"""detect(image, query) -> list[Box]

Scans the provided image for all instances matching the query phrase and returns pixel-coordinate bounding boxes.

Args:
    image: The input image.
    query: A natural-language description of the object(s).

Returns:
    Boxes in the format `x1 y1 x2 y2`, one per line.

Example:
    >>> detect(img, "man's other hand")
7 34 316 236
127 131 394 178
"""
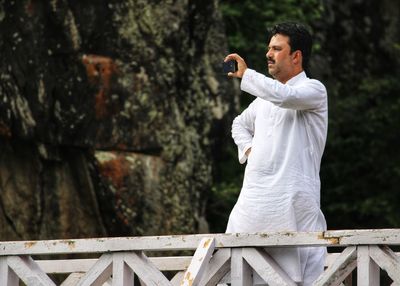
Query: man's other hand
245 147 252 157
224 53 247 78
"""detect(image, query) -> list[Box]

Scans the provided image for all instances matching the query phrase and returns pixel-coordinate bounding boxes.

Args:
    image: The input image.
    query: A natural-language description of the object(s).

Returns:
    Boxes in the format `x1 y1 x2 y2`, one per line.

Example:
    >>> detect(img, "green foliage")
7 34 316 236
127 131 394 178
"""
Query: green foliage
208 182 241 232
207 134 244 232
317 0 400 229
321 73 400 228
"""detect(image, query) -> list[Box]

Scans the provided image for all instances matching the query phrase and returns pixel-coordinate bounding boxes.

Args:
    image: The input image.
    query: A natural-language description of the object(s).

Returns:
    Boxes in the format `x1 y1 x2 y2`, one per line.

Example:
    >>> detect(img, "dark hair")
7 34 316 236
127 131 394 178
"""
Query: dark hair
268 22 313 71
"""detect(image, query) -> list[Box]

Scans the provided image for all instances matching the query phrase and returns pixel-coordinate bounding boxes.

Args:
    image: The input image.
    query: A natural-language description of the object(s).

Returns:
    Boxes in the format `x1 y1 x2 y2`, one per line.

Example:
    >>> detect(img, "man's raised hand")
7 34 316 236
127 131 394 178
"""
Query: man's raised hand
224 53 248 78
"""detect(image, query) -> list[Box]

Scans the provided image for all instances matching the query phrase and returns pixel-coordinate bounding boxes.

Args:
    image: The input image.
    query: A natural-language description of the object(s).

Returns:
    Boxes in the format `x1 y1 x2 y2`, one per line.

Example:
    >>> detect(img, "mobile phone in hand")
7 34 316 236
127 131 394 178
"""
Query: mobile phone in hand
222 60 236 74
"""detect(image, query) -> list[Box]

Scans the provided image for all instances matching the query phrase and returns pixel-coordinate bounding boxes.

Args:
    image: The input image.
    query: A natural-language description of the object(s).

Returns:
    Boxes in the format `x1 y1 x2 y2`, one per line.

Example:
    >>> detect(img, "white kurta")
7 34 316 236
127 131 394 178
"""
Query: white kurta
226 69 328 285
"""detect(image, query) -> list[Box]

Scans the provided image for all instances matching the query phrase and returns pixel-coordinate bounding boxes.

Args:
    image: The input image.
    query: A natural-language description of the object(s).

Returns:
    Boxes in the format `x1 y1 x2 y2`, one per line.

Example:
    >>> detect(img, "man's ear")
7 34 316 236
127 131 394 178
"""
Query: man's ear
292 50 302 65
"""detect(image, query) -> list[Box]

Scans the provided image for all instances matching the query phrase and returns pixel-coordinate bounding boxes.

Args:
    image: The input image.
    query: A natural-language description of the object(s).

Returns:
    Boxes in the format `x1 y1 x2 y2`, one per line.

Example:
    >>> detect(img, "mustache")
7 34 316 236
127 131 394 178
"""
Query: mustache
267 57 275 64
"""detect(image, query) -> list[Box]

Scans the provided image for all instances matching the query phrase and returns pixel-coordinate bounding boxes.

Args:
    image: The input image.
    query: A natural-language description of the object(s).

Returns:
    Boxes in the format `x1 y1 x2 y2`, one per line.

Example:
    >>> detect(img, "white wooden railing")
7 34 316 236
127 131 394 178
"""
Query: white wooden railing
1 229 400 285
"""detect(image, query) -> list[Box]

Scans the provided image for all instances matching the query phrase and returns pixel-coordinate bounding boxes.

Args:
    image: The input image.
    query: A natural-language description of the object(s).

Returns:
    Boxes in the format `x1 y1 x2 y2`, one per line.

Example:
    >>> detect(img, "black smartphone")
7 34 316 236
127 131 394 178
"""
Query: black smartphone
222 60 237 74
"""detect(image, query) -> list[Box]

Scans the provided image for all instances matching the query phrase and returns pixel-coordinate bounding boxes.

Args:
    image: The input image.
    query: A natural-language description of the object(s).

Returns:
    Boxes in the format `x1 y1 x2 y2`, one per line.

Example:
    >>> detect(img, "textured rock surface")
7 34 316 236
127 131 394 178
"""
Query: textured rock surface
0 0 237 240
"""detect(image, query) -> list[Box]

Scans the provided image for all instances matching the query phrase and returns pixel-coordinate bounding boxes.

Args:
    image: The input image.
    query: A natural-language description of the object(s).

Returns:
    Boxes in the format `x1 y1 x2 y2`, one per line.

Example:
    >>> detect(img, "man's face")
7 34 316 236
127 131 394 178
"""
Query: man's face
266 34 297 83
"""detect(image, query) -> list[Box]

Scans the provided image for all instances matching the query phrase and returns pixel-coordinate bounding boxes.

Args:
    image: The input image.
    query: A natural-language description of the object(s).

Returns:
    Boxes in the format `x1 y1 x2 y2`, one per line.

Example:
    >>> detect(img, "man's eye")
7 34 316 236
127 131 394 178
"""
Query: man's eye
268 47 280 51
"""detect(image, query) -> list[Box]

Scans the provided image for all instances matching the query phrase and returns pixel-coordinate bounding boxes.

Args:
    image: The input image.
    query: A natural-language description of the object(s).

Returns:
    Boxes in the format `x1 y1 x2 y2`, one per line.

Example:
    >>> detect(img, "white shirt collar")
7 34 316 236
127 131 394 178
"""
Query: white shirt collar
286 71 307 86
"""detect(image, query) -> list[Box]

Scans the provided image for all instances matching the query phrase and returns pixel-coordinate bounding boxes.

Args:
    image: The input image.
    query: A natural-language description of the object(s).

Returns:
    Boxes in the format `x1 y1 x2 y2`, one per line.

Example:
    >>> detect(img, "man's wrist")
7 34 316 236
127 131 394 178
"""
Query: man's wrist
239 68 248 79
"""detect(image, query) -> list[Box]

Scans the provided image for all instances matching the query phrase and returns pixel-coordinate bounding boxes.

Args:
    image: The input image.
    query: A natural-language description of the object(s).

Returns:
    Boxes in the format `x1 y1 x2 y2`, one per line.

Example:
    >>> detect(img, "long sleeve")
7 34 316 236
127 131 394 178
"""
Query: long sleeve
231 100 257 164
241 69 327 110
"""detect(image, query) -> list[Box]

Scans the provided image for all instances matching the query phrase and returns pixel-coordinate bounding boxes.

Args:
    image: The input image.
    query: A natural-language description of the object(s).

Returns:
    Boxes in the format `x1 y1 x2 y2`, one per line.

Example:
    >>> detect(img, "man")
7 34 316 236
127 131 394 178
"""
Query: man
224 22 327 285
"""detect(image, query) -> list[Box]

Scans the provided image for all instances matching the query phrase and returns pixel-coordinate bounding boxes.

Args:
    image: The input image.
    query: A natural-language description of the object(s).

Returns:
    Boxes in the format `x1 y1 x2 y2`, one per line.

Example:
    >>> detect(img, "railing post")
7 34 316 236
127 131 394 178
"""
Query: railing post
357 246 379 286
0 257 19 286
112 253 134 286
231 248 252 286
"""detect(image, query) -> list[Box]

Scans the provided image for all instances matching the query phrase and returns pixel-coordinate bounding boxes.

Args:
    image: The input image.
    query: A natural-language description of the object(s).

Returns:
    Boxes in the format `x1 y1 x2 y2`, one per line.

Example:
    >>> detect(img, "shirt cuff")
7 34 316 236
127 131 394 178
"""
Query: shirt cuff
240 68 256 92
238 143 252 164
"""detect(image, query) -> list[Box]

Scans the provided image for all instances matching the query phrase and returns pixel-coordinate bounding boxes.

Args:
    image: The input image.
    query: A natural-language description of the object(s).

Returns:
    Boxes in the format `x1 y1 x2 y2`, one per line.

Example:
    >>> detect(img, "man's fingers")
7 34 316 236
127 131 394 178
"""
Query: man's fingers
224 53 240 62
224 54 234 61
227 71 241 78
224 56 232 62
